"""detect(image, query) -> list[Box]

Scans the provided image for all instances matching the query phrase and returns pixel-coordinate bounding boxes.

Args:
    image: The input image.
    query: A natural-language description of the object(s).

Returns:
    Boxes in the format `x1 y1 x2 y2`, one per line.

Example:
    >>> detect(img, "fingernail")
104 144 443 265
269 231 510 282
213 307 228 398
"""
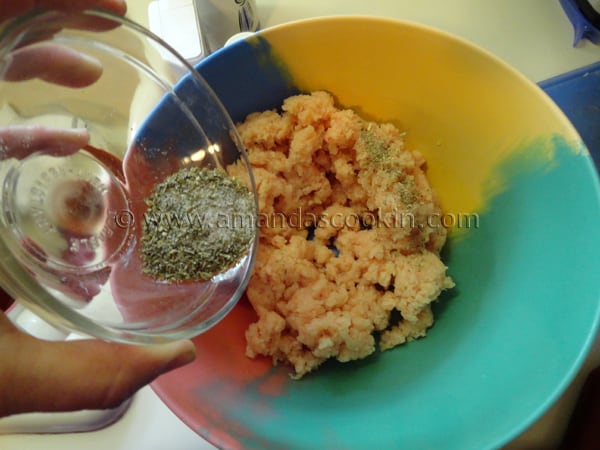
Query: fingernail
47 128 90 156
105 0 127 15
75 52 104 84
159 340 197 372
64 128 90 139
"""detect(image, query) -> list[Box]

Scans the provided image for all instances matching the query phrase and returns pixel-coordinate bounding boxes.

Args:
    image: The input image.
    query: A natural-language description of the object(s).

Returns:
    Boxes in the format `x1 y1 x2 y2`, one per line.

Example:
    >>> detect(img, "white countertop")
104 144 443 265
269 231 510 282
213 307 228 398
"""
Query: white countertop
1 1 599 449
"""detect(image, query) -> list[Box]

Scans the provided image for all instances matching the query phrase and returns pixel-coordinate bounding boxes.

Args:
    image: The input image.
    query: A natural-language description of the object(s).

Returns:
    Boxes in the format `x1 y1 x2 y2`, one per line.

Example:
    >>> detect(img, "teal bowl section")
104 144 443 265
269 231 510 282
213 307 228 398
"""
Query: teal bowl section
152 30 600 450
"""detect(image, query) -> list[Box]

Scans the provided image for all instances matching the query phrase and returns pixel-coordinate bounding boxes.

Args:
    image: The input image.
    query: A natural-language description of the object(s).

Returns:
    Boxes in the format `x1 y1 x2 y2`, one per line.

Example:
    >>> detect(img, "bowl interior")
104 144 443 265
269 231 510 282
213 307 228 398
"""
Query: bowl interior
152 16 600 450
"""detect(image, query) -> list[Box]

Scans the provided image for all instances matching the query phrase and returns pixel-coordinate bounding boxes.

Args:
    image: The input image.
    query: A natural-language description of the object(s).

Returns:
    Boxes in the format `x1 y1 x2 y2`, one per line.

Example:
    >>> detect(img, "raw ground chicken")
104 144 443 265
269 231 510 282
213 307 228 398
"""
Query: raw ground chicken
228 91 454 378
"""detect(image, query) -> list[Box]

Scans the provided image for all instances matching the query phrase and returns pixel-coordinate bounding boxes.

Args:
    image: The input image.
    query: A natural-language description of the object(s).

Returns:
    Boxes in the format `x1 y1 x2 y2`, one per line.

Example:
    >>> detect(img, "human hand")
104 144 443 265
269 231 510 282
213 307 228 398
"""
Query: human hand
0 0 131 300
1 0 127 88
0 310 195 417
0 0 127 25
0 0 197 419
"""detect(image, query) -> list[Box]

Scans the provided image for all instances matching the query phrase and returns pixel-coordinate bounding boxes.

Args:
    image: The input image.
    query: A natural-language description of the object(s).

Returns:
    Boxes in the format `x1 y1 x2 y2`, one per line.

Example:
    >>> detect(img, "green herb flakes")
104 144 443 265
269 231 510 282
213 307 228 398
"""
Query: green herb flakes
359 127 391 166
141 166 256 283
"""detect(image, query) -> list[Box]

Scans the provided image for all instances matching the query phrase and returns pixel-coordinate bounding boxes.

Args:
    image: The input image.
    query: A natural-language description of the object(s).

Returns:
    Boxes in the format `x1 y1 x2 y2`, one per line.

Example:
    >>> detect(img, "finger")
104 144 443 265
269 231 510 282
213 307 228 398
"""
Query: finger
34 0 128 16
0 314 196 417
3 44 103 88
60 10 126 32
0 0 127 24
0 3 126 46
0 126 89 160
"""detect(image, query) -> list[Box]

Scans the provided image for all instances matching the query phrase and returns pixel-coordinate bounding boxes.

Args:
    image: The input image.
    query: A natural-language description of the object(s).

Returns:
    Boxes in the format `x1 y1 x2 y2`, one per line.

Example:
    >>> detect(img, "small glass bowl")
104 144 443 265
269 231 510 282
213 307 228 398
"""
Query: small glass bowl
0 9 258 344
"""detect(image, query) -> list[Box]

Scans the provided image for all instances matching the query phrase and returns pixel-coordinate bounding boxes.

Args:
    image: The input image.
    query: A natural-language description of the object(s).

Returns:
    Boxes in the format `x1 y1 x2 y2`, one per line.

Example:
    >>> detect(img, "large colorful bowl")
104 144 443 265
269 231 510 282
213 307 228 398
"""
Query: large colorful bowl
152 16 600 450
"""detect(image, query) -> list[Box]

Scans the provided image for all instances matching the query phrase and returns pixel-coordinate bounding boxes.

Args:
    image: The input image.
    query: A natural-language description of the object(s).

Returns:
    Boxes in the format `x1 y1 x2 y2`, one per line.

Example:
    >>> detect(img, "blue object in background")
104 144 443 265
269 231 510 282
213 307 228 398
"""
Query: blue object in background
540 61 600 171
559 0 600 46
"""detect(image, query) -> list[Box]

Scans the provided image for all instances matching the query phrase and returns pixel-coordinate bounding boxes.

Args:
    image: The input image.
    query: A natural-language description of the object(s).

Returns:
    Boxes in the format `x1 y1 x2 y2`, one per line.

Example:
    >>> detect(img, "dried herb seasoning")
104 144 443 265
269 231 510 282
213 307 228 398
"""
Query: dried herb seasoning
140 166 256 283
359 126 392 166
357 125 420 210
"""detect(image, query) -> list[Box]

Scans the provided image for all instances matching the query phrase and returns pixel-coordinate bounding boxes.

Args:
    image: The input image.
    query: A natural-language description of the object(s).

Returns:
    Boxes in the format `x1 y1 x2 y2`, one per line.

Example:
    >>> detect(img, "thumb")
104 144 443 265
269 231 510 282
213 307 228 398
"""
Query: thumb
0 313 196 417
